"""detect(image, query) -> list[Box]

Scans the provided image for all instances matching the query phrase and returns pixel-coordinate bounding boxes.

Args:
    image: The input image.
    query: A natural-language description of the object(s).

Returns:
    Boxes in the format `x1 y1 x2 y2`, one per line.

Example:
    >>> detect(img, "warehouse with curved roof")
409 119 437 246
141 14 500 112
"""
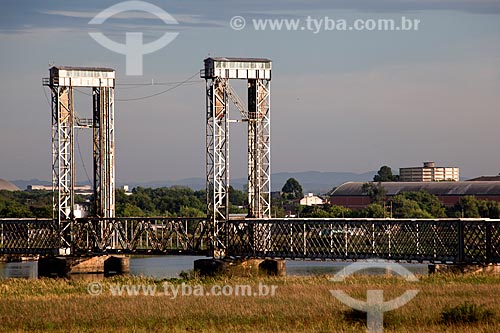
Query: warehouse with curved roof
330 181 500 209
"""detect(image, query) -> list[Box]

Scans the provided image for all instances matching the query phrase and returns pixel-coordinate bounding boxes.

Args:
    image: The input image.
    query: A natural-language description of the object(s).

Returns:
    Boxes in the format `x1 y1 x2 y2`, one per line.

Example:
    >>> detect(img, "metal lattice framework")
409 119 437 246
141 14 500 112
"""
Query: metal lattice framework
2 218 500 263
227 219 500 263
49 85 74 249
0 219 59 255
92 87 115 220
202 57 272 257
205 77 229 254
0 218 207 255
247 79 271 218
43 66 115 252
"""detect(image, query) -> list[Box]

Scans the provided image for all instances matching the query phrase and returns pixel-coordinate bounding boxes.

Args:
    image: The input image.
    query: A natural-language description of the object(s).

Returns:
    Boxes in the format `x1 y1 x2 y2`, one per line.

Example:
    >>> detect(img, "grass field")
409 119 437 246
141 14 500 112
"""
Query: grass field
0 273 499 332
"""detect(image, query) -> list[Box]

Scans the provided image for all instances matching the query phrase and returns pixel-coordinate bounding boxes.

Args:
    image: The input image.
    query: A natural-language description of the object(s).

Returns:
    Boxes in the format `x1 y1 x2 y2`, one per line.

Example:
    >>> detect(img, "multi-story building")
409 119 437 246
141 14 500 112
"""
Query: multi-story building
399 162 459 182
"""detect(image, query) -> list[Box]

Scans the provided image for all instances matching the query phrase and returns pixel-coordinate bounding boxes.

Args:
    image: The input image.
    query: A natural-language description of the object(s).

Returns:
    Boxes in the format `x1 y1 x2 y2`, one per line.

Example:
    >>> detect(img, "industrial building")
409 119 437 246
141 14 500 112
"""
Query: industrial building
27 184 93 196
399 161 459 182
299 193 324 206
330 181 500 209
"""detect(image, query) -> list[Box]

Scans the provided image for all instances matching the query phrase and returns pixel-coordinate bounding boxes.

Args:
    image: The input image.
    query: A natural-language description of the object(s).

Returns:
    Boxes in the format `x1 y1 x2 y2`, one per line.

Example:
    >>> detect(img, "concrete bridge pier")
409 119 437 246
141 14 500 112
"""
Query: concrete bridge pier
194 258 286 277
38 255 129 278
428 263 500 275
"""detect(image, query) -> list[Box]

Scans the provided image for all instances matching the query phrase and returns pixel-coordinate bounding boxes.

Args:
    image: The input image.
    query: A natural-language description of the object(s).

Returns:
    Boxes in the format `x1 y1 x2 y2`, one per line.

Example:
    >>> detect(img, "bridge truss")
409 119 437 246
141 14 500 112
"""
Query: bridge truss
0 218 207 255
43 66 116 253
2 218 500 264
202 57 272 257
0 61 492 265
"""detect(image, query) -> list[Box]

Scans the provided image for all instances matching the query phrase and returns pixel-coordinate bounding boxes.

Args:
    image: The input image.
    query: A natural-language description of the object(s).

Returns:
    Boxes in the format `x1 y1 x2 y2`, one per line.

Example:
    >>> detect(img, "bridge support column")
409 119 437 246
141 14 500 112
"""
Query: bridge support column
50 85 74 250
44 66 116 254
202 57 272 259
247 79 271 219
38 255 129 278
205 77 229 258
92 87 115 219
429 263 500 275
194 258 285 277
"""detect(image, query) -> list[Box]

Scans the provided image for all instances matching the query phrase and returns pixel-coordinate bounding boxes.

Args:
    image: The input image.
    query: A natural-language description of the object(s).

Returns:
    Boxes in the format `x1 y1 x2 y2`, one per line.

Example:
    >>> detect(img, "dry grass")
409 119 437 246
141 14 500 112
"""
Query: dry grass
0 273 499 332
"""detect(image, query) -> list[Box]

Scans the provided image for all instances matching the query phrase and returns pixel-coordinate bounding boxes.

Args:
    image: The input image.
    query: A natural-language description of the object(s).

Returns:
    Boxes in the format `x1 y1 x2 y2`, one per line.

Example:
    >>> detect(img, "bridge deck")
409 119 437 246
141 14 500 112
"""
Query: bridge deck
228 218 500 264
1 218 499 264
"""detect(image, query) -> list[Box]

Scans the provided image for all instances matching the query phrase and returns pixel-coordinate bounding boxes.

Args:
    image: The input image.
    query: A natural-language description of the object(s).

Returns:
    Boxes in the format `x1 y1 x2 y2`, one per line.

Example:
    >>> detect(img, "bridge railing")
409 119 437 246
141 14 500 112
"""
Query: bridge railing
0 217 209 255
0 218 59 255
2 217 500 263
227 218 500 264
73 217 208 254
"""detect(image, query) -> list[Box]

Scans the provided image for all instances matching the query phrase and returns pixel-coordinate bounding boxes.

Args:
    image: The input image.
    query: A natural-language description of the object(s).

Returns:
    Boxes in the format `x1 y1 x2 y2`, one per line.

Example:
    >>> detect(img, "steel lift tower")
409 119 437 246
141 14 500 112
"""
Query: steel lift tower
43 66 115 252
201 57 272 256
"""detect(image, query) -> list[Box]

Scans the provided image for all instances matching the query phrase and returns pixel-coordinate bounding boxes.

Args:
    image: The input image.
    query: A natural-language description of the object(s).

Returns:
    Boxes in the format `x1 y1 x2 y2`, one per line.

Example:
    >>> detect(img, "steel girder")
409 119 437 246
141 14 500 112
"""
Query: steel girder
247 79 271 219
51 86 74 249
44 70 116 254
92 87 115 219
204 75 272 257
226 218 500 264
206 78 229 256
0 218 207 255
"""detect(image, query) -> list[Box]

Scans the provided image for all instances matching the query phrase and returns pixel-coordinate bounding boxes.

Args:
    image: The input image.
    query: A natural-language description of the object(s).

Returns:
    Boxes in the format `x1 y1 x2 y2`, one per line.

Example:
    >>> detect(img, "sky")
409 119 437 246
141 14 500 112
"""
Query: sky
1 0 500 183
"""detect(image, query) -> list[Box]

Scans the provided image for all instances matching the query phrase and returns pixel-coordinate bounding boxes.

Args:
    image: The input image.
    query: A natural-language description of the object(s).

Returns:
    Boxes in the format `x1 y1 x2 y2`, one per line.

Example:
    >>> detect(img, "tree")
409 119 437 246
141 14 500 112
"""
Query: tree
282 178 303 200
301 205 329 218
0 190 52 218
391 195 433 218
121 203 145 217
451 196 500 218
362 182 387 204
401 190 446 217
388 191 447 218
228 186 247 206
361 203 386 218
327 204 352 218
373 165 399 182
179 206 205 217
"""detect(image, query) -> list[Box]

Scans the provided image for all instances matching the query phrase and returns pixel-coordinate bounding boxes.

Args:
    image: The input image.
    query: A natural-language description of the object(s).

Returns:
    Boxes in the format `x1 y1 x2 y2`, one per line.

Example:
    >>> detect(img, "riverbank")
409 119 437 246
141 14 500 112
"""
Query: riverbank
0 273 499 332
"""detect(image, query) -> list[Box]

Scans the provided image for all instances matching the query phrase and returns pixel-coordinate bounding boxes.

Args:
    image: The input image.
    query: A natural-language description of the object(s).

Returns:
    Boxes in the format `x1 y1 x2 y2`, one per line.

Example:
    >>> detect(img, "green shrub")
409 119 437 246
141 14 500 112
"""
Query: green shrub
441 302 495 324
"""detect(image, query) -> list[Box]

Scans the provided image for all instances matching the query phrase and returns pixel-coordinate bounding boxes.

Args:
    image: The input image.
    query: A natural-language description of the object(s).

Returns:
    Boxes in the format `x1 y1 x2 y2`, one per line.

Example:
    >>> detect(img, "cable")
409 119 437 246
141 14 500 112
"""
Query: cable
116 80 200 90
43 86 91 185
42 87 52 107
73 72 201 102
116 72 200 101
116 79 201 86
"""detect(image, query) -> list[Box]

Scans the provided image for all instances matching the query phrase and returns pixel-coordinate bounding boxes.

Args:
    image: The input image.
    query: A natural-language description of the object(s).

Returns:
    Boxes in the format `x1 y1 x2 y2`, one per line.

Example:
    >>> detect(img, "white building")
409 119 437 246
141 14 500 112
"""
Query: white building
399 162 459 182
73 204 89 218
300 193 324 206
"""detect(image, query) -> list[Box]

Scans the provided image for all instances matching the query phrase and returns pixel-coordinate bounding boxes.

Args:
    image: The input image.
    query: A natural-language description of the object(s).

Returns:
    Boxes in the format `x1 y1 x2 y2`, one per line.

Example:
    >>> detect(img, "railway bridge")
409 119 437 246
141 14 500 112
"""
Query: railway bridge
1 59 499 266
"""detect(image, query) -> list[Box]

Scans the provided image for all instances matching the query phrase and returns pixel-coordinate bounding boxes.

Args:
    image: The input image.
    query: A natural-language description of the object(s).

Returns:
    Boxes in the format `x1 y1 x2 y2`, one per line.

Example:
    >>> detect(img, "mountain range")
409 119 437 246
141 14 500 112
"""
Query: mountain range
11 171 376 194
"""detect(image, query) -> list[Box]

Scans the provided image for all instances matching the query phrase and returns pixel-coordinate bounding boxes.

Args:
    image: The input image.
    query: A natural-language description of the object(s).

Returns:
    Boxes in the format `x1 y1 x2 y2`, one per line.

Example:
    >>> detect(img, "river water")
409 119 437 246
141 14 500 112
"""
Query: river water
0 256 429 279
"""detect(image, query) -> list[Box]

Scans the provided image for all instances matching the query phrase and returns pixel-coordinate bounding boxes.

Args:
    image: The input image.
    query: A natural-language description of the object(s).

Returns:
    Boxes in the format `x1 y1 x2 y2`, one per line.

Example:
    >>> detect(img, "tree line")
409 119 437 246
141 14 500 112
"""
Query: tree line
300 184 500 219
2 177 500 219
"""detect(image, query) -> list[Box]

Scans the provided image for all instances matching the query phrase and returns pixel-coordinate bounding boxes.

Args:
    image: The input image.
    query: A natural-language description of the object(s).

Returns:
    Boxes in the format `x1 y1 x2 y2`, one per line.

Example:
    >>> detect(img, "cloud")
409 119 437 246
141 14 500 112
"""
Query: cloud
1 0 499 35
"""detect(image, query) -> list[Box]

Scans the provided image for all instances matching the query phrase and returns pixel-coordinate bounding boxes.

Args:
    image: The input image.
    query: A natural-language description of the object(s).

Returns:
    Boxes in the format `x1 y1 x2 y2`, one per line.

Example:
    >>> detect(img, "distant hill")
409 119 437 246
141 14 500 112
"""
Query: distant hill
0 179 20 191
259 171 376 193
12 171 375 194
10 179 91 191
10 179 50 191
122 171 375 194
